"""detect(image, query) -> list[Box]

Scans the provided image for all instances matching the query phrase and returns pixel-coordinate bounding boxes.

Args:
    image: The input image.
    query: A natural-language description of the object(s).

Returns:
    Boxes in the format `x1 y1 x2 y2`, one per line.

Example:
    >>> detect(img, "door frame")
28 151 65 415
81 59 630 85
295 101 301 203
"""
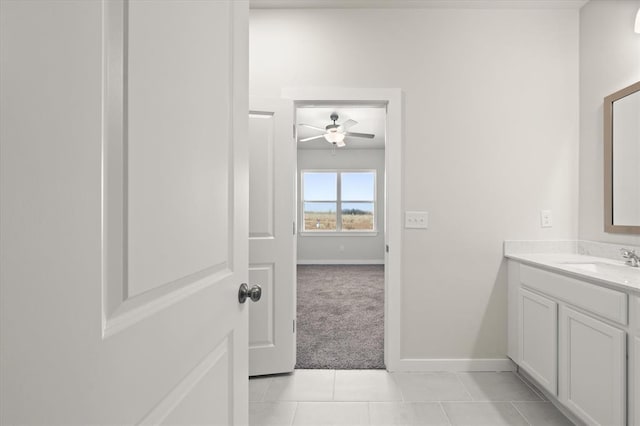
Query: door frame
282 87 403 370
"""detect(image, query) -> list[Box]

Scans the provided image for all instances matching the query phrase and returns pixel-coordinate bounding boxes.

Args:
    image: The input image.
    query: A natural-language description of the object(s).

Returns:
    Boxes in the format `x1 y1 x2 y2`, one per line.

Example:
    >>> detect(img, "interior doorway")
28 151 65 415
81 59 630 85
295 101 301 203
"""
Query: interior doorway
294 104 386 369
247 88 403 376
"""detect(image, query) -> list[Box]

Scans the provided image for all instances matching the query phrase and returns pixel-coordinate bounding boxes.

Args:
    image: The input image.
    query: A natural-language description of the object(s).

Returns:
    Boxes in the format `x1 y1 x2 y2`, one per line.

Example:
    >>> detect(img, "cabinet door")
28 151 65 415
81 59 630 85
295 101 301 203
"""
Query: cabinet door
519 288 558 395
559 306 626 426
632 336 640 426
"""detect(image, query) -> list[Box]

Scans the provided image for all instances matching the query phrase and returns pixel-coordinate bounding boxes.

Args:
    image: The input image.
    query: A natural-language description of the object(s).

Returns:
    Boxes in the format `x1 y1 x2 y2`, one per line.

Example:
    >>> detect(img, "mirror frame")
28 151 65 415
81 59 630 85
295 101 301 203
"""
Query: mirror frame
604 80 640 235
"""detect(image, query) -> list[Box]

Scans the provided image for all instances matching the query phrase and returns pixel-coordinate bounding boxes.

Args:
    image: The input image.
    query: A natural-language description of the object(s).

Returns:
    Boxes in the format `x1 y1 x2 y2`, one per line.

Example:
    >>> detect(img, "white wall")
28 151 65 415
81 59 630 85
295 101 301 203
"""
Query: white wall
251 7 579 360
297 148 385 264
579 0 640 246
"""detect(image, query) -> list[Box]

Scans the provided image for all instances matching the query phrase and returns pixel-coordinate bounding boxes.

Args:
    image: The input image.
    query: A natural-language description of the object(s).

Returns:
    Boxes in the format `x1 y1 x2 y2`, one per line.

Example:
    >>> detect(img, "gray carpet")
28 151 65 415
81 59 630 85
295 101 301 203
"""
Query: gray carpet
296 264 385 369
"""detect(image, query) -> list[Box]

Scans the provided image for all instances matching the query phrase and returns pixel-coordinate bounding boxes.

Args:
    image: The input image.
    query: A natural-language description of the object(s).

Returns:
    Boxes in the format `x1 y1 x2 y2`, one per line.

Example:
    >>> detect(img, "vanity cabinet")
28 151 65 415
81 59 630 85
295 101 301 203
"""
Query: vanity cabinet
509 261 629 426
519 288 558 395
558 305 626 426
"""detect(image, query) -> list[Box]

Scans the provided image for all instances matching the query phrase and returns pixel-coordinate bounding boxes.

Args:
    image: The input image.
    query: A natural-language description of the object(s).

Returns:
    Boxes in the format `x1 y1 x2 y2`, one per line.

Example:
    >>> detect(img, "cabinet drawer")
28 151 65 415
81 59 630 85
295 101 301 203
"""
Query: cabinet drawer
520 264 627 325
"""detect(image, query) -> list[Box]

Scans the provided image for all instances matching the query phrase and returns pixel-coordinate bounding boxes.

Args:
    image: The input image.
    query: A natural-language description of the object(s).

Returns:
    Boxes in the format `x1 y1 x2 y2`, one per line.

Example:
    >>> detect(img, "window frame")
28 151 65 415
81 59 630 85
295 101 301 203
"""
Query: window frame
300 169 377 235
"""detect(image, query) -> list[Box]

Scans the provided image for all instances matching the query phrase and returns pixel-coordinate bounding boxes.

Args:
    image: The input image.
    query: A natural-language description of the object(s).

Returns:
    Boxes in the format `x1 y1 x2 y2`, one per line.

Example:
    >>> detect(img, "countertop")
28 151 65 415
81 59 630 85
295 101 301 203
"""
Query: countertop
505 252 640 294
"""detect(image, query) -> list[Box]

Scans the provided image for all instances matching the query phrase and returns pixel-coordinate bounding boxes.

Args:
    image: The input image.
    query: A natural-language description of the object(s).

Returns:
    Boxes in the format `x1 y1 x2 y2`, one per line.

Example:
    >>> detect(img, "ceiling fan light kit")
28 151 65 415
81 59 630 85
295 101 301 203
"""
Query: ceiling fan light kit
298 112 374 148
323 130 345 144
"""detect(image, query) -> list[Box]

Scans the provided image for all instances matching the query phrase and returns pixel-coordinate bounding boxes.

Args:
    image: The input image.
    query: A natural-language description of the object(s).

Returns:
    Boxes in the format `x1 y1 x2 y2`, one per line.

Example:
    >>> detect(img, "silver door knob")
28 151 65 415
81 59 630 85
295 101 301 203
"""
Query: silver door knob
238 283 262 303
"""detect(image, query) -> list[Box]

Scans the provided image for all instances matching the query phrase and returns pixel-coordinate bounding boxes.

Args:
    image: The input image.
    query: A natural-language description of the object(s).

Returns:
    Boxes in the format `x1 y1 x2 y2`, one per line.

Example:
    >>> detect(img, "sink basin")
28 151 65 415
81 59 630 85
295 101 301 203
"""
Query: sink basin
560 260 639 278
561 262 604 273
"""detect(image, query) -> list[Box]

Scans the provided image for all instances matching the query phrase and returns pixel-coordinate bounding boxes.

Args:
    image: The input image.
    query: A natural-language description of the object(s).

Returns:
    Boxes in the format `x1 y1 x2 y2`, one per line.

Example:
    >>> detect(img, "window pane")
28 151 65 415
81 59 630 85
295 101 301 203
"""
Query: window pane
341 202 374 231
303 172 337 201
341 172 375 201
304 202 337 231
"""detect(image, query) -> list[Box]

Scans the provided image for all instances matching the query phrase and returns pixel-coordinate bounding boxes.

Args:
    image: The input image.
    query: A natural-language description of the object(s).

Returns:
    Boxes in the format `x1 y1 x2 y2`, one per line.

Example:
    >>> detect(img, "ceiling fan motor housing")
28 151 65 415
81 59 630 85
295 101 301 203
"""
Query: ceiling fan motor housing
326 113 340 131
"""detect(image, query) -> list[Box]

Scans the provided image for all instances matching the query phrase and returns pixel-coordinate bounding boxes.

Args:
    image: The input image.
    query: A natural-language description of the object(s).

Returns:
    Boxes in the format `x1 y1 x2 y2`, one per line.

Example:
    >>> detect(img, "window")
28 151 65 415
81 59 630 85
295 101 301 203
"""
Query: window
301 170 376 232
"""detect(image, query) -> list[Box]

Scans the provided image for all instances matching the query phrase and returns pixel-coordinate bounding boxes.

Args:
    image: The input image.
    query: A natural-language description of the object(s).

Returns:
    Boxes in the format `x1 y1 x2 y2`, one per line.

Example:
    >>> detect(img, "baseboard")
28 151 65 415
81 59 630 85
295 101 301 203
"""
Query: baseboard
297 259 385 265
391 358 516 372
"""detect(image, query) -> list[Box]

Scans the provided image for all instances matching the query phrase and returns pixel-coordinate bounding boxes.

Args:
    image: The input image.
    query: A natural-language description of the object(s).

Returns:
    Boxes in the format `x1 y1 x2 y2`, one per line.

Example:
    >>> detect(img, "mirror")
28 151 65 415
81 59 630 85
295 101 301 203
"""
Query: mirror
604 81 640 234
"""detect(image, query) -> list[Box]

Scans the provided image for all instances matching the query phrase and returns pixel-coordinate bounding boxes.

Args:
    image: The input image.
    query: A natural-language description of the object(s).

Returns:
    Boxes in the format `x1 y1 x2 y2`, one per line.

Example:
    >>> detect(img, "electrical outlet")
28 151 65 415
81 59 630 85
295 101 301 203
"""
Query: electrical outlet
405 211 429 229
540 210 553 228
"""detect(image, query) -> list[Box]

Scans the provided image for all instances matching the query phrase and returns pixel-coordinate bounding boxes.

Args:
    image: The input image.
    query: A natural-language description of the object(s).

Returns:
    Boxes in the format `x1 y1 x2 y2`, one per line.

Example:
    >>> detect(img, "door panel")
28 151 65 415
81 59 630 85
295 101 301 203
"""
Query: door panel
249 99 296 376
0 1 249 424
559 306 625 426
249 264 276 347
519 288 558 395
127 0 230 298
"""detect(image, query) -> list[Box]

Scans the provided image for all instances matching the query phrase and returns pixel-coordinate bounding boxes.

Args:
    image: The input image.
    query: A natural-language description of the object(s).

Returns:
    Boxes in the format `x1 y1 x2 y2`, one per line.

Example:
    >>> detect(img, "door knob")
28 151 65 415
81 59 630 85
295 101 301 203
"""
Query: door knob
238 283 262 304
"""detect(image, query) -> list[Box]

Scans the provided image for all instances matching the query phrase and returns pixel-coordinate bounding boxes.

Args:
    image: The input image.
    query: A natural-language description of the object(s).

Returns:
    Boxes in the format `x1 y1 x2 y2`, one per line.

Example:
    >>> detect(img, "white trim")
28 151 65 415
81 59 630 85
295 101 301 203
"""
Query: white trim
250 0 588 10
300 231 379 237
282 87 403 371
297 259 384 265
395 358 516 372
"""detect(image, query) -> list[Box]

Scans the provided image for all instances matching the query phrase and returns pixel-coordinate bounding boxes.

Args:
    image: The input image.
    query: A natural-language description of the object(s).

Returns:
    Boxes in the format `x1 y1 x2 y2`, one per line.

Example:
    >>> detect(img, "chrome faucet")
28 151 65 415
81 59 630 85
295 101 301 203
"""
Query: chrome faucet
621 248 640 267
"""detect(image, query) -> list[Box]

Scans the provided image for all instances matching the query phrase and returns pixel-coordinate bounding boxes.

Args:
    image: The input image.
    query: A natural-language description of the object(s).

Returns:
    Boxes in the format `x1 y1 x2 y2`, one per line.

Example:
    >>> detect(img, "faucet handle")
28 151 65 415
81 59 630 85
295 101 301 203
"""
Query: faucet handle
621 248 635 258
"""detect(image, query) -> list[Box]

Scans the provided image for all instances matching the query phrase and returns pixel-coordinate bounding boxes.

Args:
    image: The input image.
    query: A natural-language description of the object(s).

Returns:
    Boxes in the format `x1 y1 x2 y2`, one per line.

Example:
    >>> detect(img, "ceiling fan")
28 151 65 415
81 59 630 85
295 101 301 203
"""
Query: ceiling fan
298 113 375 147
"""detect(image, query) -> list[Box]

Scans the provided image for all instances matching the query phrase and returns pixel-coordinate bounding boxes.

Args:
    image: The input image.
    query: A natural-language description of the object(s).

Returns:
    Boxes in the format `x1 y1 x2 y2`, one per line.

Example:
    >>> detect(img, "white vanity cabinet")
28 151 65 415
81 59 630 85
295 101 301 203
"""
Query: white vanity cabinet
558 305 626 426
519 288 558 395
629 296 640 426
508 260 629 426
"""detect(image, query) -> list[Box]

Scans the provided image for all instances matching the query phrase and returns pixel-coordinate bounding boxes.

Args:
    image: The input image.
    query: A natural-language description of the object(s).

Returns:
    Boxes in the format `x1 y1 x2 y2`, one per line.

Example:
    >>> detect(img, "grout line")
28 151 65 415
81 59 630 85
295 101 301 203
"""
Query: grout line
331 369 336 401
438 401 453 426
454 372 475 401
289 402 299 426
260 378 271 402
510 401 533 426
257 377 272 403
388 372 406 403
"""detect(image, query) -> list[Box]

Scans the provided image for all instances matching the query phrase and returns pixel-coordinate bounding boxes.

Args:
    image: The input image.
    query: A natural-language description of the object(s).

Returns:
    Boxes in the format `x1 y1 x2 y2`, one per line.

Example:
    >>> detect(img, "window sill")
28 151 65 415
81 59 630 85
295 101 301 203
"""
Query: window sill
299 231 379 237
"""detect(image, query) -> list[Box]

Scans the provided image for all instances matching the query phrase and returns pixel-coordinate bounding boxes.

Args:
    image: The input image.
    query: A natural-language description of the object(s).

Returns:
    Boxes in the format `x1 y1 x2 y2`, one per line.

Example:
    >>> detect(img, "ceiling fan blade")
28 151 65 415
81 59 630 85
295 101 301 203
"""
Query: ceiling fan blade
345 131 375 139
299 134 326 142
336 140 346 148
298 123 326 132
338 119 358 131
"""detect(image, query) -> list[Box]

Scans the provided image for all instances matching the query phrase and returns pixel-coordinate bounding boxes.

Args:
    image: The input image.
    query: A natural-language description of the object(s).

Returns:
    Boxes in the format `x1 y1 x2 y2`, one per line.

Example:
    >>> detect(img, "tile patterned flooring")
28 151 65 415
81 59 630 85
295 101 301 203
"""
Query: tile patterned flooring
249 370 574 426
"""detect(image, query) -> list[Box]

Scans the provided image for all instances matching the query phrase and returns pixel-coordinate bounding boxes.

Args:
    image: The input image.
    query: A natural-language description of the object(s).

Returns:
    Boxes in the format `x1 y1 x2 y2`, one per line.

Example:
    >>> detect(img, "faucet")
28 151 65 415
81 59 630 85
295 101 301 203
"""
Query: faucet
621 248 640 267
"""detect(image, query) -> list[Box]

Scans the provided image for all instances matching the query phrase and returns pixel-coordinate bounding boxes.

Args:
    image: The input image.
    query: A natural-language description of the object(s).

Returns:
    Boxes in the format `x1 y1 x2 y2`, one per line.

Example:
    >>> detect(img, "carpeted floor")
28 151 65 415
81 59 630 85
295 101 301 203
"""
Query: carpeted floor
295 264 384 369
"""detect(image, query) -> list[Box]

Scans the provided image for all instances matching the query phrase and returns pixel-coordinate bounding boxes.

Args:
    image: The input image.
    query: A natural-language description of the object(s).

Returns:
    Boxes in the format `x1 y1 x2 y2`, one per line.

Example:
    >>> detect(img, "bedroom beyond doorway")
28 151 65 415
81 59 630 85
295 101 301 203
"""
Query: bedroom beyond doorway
295 264 384 369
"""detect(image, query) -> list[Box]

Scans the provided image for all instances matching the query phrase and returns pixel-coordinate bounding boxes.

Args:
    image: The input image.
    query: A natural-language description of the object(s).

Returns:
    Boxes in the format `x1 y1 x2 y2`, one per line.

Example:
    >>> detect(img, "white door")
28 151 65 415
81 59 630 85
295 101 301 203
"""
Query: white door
248 99 296 376
0 1 250 424
519 288 558 396
559 306 626 426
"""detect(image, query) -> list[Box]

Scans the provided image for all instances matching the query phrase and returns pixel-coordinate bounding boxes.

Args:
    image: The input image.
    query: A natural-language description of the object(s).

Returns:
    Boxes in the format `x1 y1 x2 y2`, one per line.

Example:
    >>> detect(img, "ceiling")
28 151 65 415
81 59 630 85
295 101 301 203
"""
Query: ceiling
296 106 386 150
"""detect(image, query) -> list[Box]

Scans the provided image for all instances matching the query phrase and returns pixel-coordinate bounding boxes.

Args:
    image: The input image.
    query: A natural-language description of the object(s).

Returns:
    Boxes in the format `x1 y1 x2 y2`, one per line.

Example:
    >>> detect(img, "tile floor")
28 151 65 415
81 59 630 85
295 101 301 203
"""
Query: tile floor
249 369 574 426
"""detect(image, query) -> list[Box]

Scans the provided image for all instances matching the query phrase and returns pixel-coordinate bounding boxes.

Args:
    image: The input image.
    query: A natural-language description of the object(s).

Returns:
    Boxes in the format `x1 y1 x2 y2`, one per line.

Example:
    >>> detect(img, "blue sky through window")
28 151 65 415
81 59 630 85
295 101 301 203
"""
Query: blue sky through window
342 172 375 201
303 173 336 200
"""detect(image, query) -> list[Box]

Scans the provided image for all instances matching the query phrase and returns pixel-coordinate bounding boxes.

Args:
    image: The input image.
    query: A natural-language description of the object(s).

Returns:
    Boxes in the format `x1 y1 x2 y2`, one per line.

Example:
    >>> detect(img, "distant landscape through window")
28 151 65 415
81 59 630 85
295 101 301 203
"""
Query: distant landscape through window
302 171 376 232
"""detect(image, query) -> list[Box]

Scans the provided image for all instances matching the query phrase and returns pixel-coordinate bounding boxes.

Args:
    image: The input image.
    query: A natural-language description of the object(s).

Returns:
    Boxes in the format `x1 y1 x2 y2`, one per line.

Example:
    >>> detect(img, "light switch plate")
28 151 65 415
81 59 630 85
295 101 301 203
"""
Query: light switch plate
540 210 553 228
405 211 428 229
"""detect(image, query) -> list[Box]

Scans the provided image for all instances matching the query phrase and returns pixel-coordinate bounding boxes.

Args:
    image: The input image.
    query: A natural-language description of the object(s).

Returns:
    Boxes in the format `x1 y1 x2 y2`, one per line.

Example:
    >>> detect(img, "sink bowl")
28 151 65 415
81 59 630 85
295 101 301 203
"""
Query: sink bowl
561 262 604 273
560 260 638 277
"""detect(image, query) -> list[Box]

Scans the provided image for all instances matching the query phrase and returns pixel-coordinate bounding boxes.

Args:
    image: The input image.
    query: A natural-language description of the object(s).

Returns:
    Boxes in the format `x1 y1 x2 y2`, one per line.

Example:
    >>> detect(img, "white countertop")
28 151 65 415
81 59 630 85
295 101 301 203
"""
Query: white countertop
505 252 640 294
